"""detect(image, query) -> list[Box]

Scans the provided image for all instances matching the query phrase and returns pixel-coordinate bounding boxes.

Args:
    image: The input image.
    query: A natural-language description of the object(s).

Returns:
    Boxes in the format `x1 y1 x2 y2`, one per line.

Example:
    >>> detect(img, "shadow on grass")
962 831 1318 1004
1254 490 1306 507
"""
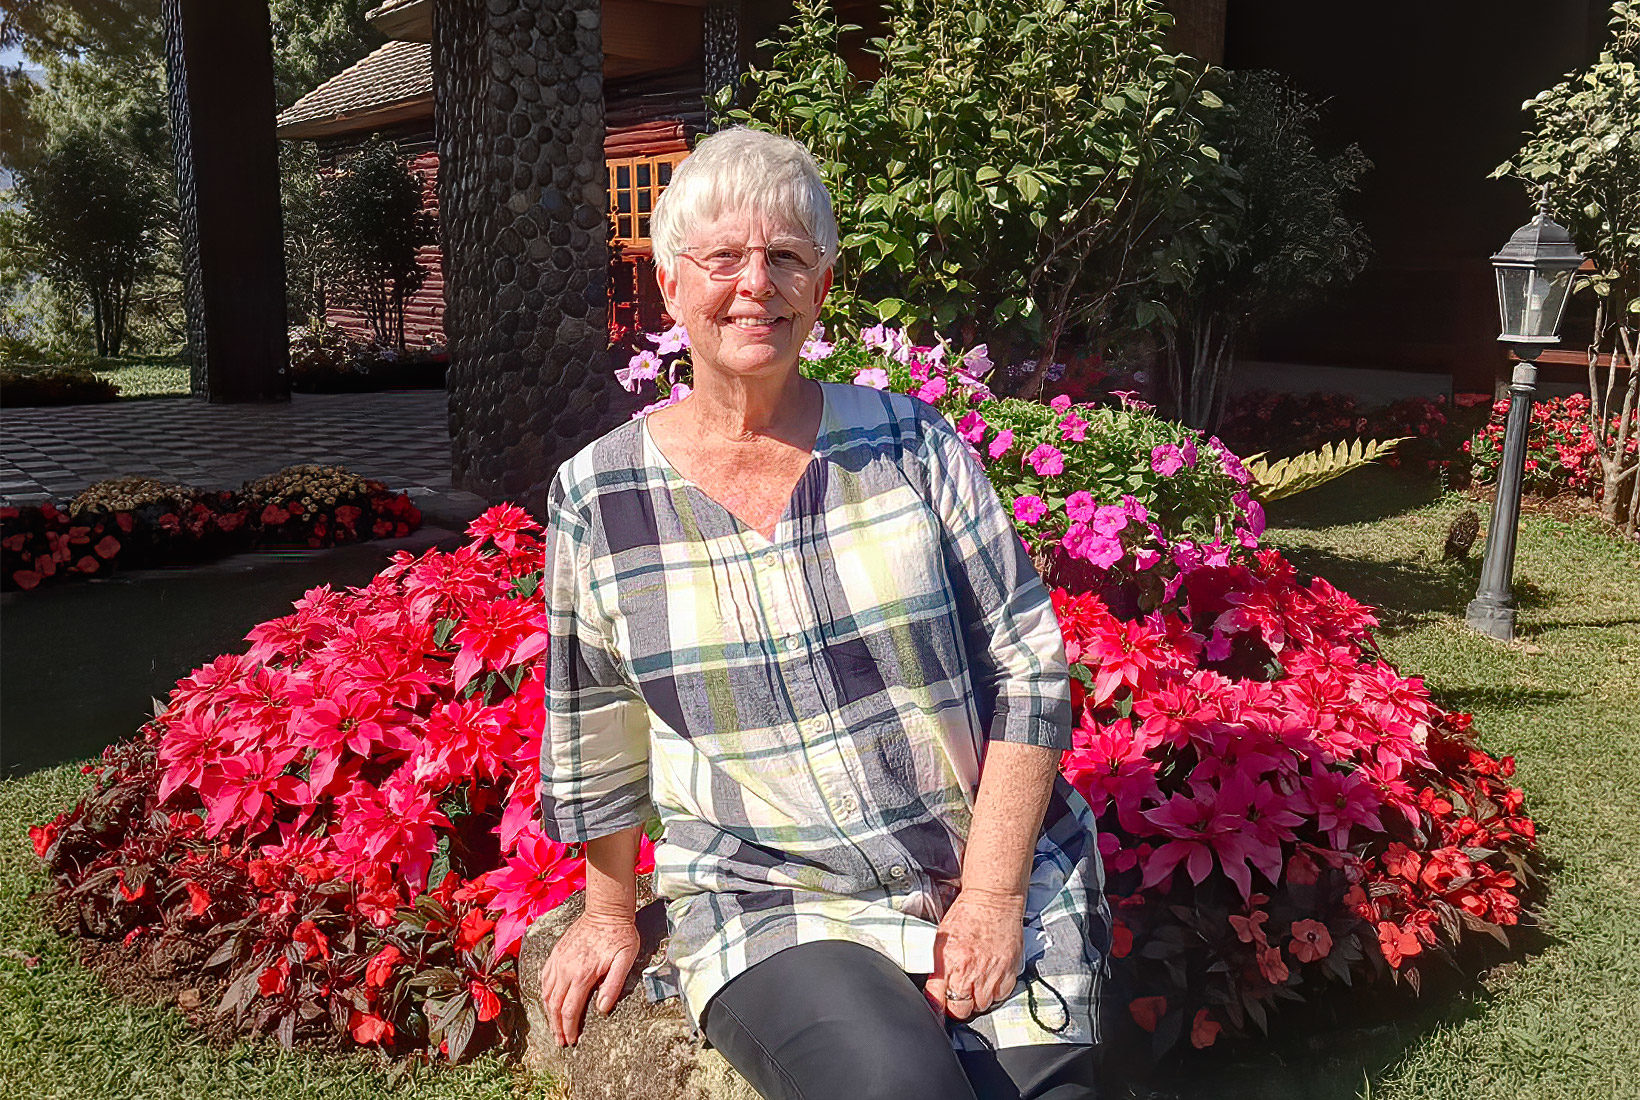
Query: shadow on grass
1517 616 1640 638
1265 468 1446 531
1275 544 1550 637
1100 899 1560 1100
1425 684 1580 712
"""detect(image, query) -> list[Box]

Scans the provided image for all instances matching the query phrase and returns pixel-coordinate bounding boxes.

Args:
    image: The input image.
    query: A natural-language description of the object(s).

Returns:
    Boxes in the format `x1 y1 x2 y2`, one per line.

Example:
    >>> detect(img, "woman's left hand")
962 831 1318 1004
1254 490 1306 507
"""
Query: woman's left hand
922 887 1026 1020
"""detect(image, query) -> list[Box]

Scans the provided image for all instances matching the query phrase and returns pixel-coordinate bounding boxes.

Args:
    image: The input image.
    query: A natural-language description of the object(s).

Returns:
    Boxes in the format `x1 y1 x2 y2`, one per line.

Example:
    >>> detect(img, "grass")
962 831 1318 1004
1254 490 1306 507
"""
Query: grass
1 466 1636 1098
88 355 191 399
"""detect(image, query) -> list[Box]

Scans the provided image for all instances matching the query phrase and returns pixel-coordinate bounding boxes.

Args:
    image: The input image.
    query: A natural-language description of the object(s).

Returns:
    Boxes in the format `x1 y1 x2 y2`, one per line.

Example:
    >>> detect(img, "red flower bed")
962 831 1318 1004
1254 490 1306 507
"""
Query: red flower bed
2 470 421 592
1465 391 1638 502
33 485 1541 1062
1217 389 1491 479
1056 553 1539 1054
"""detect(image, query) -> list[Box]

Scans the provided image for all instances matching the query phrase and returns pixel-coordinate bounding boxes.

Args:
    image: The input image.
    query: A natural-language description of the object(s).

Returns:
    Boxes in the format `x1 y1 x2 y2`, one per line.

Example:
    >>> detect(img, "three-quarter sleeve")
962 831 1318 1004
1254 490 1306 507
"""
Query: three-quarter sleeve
917 406 1071 750
540 472 653 842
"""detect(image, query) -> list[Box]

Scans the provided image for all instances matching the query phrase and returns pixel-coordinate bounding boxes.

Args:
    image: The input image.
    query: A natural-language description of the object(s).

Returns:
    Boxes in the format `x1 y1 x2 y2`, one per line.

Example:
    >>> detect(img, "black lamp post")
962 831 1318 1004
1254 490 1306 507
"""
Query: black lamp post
1465 194 1585 641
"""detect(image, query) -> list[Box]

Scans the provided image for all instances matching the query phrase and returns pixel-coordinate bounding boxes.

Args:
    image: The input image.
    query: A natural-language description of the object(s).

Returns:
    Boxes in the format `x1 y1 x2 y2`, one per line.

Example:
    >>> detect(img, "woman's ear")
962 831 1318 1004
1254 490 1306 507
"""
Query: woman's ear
655 261 679 317
813 266 834 312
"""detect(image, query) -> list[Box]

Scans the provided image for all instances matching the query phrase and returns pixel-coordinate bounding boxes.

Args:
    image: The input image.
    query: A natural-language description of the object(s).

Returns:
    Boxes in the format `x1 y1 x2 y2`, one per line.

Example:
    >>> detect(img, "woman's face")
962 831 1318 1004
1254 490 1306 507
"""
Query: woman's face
656 206 832 386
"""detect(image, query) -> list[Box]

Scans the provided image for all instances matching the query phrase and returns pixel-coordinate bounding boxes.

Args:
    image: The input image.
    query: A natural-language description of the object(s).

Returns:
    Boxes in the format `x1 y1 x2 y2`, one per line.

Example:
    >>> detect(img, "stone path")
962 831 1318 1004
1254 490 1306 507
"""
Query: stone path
1 390 454 505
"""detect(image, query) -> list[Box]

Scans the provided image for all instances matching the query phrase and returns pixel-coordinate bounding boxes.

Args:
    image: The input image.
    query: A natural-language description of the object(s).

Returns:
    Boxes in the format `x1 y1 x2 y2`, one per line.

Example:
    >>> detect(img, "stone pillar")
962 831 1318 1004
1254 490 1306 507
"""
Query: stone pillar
702 0 744 128
161 0 290 401
432 0 618 519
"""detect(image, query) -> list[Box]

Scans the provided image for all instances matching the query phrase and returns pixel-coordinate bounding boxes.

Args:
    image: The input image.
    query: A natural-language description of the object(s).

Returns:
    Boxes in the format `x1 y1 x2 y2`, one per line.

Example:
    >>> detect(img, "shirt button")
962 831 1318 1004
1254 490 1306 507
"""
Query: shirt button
836 795 857 817
784 635 800 652
889 864 908 880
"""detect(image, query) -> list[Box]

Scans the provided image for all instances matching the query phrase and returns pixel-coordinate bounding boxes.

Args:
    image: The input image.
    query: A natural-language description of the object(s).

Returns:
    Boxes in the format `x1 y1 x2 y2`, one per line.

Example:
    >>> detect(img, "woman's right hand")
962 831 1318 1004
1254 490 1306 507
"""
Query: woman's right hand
539 911 642 1046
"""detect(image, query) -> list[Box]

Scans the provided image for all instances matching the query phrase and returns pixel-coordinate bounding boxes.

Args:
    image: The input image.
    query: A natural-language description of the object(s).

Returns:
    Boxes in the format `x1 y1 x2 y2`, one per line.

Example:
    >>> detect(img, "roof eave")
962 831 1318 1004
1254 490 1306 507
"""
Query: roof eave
276 94 436 141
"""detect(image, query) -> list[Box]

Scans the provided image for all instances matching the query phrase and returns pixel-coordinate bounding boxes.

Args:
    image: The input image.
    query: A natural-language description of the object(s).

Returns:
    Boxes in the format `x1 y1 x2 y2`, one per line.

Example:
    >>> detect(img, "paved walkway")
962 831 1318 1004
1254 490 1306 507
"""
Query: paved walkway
1 390 458 507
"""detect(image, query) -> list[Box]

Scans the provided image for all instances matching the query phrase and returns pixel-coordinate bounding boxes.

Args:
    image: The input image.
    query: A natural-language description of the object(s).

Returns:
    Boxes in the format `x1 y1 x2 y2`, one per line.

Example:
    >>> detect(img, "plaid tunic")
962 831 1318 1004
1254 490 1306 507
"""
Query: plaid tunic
543 383 1109 1050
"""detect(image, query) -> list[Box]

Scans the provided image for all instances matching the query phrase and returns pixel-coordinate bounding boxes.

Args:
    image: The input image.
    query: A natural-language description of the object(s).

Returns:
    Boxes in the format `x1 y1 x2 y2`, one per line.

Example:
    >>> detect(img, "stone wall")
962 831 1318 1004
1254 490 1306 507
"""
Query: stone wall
432 0 621 519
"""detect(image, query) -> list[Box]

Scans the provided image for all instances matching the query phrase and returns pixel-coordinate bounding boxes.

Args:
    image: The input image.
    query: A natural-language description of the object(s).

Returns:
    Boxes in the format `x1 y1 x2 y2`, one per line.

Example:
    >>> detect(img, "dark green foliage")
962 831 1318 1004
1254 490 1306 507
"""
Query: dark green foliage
10 128 164 358
1161 70 1372 429
0 362 120 405
319 138 434 351
731 0 1226 394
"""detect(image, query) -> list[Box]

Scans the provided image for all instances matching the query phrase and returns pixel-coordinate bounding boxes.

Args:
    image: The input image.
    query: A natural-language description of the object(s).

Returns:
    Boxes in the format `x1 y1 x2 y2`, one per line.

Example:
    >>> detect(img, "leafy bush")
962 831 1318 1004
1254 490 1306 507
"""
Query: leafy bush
287 323 446 394
730 0 1223 391
1495 3 1640 532
0 362 120 406
1160 70 1372 428
320 138 434 352
1465 391 1639 511
9 127 165 358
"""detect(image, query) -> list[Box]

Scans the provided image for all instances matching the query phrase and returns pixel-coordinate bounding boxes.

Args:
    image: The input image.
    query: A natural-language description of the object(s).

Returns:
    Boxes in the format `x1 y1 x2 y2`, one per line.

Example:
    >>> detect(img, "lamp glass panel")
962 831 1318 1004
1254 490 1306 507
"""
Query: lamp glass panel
1535 267 1577 339
1496 265 1529 338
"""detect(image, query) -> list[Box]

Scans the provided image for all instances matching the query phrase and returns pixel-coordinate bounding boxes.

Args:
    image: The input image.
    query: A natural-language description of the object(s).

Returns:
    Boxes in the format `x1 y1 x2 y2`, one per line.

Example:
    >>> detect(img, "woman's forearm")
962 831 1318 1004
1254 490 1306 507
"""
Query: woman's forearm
582 824 643 921
960 740 1059 901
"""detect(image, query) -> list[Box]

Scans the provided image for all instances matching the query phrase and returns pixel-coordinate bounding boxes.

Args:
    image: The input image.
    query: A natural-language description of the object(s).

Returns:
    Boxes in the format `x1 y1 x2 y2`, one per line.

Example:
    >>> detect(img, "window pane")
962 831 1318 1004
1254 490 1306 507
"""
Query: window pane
617 164 630 189
618 215 632 238
638 214 651 238
617 189 631 213
658 162 673 185
637 162 651 188
638 190 652 214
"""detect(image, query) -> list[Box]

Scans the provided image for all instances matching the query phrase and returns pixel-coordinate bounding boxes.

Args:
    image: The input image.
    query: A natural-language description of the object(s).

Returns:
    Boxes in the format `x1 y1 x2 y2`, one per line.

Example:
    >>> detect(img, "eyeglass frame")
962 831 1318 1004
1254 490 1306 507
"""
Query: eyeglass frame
675 239 830 281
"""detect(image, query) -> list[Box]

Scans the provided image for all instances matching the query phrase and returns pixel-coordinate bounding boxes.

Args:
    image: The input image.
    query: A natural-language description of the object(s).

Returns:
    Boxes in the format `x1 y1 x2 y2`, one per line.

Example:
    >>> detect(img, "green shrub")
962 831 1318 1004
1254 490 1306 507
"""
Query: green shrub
0 362 120 406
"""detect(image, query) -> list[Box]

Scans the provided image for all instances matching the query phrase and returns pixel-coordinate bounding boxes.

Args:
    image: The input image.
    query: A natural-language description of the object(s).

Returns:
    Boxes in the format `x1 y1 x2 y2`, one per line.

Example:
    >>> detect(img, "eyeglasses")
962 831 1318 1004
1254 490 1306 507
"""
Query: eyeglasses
677 239 828 280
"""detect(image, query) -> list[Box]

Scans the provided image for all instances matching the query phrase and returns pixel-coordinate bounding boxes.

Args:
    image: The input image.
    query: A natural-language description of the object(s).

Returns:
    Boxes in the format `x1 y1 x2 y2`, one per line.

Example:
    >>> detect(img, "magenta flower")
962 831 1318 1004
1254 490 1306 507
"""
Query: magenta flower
1152 444 1185 477
956 410 989 445
988 429 1015 460
1060 411 1088 442
916 375 949 404
1027 443 1065 476
1050 394 1073 413
1065 490 1096 523
1013 495 1049 526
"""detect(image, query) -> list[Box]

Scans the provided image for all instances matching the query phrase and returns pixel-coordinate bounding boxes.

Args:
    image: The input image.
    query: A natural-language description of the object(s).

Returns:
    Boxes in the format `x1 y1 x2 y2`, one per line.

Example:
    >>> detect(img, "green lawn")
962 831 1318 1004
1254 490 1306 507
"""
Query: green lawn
90 355 192 399
2 468 1635 1099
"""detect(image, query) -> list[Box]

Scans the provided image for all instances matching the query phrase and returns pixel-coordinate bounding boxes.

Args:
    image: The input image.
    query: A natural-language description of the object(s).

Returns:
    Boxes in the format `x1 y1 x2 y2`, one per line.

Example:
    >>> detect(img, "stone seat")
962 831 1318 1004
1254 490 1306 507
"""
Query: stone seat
518 876 756 1100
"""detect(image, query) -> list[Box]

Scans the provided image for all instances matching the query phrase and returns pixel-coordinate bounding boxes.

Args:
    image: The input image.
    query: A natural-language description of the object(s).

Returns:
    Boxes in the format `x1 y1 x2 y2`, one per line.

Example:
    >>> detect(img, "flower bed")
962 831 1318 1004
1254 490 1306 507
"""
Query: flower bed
1 465 422 592
32 327 1542 1065
1465 391 1638 504
1215 389 1492 480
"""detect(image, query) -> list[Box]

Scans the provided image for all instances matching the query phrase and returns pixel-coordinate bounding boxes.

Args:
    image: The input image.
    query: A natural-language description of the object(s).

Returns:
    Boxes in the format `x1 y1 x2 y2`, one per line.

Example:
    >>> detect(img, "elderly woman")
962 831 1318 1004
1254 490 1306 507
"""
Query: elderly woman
540 127 1108 1100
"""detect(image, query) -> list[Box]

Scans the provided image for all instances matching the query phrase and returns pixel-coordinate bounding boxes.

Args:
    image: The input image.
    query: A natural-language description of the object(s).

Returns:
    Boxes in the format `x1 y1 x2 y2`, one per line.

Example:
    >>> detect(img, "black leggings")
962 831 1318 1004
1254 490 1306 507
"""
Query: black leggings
702 940 1099 1100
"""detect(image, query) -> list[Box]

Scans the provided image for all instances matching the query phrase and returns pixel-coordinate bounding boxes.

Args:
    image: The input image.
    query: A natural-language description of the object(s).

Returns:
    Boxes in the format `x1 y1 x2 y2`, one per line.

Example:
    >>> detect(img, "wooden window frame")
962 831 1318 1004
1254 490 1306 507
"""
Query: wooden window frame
607 152 687 254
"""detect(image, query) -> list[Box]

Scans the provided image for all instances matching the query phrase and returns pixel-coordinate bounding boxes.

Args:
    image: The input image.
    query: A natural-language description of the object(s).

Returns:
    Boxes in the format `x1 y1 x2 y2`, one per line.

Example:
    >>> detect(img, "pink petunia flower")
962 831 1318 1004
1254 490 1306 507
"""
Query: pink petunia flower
1151 444 1185 477
853 368 890 390
988 429 1015 460
1026 443 1065 477
1013 495 1049 526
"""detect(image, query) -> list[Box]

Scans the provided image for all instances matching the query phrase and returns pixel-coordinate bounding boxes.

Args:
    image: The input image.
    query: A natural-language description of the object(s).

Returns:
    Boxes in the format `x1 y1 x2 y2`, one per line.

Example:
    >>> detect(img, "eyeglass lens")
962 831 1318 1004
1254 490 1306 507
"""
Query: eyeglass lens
692 241 821 277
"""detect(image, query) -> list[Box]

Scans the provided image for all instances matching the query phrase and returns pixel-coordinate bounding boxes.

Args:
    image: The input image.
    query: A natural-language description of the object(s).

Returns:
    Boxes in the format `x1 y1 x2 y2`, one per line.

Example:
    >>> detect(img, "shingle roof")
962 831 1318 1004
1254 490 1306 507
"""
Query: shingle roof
365 0 421 19
276 39 432 137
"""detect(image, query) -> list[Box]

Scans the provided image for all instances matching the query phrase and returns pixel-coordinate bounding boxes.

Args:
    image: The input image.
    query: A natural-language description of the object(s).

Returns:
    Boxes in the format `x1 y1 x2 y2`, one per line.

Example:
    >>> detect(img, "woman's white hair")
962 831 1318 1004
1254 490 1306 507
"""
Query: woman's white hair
649 126 838 277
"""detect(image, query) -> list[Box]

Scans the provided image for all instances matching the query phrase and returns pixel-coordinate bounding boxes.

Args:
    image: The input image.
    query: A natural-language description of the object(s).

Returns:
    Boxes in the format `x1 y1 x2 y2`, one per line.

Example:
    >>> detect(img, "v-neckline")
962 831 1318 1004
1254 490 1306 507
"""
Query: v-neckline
642 383 830 547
